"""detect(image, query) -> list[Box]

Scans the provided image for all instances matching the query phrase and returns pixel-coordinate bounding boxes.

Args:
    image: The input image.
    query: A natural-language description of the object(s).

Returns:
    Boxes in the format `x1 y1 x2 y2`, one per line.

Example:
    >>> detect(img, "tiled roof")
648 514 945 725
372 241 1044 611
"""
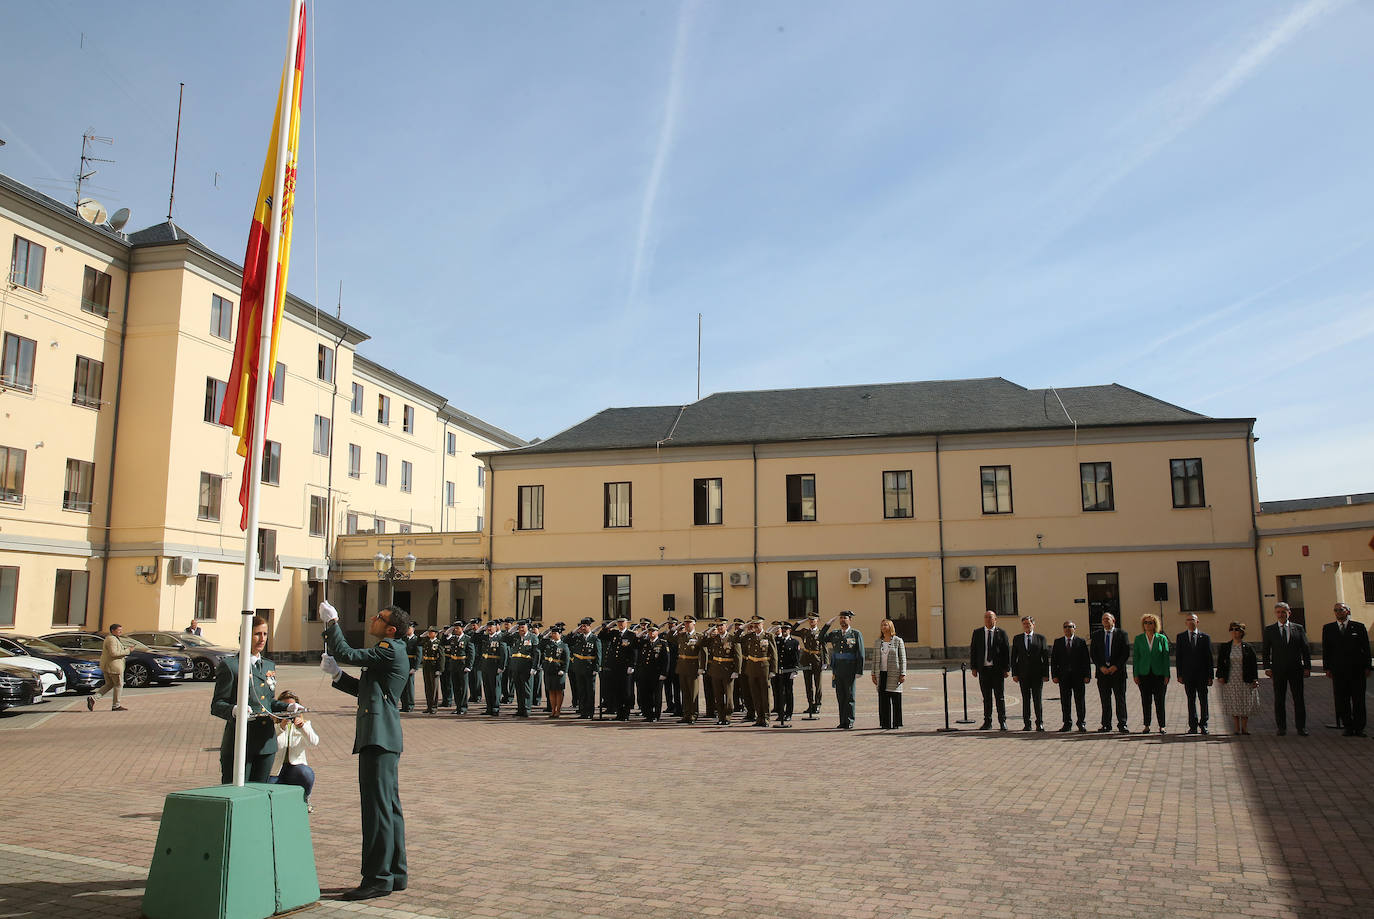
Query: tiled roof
1259 493 1374 514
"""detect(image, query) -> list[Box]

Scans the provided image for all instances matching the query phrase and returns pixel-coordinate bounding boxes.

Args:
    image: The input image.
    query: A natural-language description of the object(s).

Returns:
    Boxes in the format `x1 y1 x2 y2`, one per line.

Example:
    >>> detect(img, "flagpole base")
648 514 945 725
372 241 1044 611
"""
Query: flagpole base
142 784 319 919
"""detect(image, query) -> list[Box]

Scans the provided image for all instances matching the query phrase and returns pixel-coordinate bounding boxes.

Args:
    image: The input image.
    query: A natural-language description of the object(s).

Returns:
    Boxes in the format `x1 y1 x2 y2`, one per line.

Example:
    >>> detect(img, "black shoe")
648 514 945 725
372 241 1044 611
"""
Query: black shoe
1077 726 1087 733
1297 729 1309 736
1057 725 1072 733
393 879 407 892
340 885 391 901
836 724 846 730
1036 725 1045 732
1096 726 1111 733
1139 726 1152 734
979 721 992 730
1200 726 1209 735
1186 727 1198 735
843 724 855 730
1118 726 1129 734
999 723 1007 731
1022 723 1032 732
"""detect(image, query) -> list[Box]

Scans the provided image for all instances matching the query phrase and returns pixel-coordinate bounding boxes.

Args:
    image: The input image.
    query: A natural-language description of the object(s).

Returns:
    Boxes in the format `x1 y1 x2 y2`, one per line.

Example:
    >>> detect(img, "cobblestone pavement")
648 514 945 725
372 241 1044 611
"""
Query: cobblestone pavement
0 663 1371 919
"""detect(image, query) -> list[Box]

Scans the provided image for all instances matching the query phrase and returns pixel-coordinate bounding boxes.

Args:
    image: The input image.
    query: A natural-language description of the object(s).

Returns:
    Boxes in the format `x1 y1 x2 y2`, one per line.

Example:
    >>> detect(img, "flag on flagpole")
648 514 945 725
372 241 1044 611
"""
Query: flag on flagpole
220 1 307 529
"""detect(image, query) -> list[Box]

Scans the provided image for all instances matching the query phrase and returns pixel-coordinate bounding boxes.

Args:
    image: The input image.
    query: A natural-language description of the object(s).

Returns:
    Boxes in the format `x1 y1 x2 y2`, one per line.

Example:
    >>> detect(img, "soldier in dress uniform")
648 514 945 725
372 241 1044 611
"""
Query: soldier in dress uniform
540 623 572 718
674 616 707 723
661 618 681 716
530 621 547 712
739 617 777 726
795 614 824 717
634 623 673 722
418 626 443 714
466 619 485 708
445 621 476 714
210 614 290 783
479 621 508 715
820 610 865 729
499 619 518 704
505 620 541 717
566 618 602 718
729 619 748 715
400 623 419 712
706 618 743 725
771 620 801 727
603 618 637 720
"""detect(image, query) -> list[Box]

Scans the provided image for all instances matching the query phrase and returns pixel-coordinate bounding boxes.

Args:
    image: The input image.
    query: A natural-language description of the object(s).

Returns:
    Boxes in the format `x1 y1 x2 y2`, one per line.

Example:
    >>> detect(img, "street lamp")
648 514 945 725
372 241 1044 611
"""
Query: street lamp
373 538 416 609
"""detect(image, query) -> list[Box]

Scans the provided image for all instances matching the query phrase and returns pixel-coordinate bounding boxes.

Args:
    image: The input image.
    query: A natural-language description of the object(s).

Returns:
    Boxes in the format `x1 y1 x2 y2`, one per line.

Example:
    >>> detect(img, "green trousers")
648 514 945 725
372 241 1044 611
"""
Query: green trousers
358 746 407 890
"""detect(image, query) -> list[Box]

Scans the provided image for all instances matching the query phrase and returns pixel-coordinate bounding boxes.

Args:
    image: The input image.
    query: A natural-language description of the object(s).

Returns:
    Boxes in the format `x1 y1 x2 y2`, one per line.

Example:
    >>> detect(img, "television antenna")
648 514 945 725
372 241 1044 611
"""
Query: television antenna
76 129 114 207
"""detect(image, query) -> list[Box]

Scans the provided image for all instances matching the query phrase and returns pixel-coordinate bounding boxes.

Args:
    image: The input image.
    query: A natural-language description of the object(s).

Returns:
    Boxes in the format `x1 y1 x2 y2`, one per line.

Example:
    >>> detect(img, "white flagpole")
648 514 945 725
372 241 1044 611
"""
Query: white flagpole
233 0 305 787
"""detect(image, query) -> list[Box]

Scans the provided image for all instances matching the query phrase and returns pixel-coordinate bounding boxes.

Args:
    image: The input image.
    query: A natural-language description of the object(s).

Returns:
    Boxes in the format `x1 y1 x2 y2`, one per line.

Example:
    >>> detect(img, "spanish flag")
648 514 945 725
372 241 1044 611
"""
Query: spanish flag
220 2 307 529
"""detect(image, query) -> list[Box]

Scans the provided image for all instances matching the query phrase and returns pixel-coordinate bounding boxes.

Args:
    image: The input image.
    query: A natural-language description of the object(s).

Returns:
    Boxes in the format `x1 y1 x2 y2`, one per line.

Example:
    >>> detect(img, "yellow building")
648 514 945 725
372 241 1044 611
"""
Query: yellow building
1256 493 1374 633
1 172 522 654
481 379 1264 655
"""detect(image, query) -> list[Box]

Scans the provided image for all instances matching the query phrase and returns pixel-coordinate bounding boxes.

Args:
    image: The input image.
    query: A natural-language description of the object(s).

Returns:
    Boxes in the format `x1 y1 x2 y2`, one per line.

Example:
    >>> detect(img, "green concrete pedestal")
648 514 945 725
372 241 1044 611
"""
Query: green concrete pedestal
142 783 319 919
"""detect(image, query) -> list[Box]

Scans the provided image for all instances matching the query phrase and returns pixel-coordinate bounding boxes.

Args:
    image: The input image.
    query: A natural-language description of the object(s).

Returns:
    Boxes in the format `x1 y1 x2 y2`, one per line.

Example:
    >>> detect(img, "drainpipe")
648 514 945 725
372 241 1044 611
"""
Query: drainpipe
751 444 758 618
935 435 947 657
96 264 133 630
485 464 494 618
1246 421 1266 629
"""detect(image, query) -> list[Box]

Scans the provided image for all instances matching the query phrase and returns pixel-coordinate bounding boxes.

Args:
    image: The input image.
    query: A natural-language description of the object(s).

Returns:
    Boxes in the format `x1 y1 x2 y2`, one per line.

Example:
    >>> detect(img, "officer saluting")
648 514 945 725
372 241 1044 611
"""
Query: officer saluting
540 623 572 718
820 611 865 730
634 623 673 722
479 621 508 715
566 618 602 718
318 601 410 901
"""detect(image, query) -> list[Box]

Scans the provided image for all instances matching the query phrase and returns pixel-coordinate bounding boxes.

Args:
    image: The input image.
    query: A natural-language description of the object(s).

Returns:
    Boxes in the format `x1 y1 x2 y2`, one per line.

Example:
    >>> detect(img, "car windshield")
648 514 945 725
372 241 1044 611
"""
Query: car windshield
119 637 152 651
16 638 64 654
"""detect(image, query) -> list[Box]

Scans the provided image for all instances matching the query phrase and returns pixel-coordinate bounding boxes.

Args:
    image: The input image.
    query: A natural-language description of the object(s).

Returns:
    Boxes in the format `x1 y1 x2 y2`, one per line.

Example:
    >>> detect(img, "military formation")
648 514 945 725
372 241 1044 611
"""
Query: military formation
388 612 862 728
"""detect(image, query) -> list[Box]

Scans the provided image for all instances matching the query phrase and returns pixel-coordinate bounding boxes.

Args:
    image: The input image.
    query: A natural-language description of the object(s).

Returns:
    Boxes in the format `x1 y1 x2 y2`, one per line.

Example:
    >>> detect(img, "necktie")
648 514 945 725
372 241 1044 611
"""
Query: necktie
1284 624 1289 642
1105 632 1111 659
985 630 992 664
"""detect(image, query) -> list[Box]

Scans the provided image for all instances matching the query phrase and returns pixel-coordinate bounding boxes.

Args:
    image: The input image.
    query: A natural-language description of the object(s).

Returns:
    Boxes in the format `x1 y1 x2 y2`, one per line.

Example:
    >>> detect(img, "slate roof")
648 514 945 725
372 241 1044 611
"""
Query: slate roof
1259 493 1374 514
498 378 1241 456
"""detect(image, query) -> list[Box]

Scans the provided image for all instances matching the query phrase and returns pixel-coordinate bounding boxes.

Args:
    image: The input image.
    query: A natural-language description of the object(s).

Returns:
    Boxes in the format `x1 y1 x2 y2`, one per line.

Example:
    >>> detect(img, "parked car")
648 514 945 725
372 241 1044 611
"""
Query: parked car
40 632 192 687
127 632 234 681
0 660 44 712
0 635 103 694
0 646 66 698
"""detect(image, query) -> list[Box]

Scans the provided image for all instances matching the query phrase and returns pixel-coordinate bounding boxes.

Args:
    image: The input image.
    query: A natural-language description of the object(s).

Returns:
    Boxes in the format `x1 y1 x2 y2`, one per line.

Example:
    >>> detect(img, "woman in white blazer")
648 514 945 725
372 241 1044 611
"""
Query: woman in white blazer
872 619 907 729
270 690 320 812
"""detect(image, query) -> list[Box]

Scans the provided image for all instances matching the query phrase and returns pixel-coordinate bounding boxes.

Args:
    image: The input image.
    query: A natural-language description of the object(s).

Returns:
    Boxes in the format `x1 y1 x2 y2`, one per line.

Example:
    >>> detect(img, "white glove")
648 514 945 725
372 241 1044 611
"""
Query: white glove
731 672 739 680
285 701 304 714
627 667 635 675
658 675 666 682
319 601 339 624
558 670 565 677
320 654 342 679
231 704 239 718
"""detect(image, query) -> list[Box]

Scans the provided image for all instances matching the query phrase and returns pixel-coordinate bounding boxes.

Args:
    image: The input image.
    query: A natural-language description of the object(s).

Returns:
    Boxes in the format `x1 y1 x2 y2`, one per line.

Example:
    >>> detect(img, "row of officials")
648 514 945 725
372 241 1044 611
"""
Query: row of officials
394 611 868 728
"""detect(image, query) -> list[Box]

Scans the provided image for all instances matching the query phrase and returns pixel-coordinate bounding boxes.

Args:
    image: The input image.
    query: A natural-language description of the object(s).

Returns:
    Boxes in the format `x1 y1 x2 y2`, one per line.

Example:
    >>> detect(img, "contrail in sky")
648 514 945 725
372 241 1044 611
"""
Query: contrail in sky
626 0 700 312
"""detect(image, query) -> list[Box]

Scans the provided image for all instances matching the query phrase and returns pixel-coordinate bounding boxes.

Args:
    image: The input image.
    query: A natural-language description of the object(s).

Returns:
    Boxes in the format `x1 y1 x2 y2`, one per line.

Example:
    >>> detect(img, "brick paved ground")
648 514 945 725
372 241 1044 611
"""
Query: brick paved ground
1 663 1371 919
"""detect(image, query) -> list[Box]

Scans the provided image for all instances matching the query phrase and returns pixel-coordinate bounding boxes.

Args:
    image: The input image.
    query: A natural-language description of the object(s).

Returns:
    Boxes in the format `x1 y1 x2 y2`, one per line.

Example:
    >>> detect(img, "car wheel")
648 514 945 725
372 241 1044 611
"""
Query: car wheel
194 658 215 681
125 663 150 688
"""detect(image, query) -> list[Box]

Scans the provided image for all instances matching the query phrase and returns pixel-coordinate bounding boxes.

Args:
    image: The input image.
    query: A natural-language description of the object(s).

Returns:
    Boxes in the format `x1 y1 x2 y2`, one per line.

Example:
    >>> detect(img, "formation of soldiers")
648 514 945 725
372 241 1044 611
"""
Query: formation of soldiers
393 613 859 728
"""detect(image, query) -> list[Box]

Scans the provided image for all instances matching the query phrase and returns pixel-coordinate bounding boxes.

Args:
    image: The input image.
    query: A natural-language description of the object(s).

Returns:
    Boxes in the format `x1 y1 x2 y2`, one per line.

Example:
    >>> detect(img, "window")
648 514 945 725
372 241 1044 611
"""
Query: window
984 565 1018 616
785 473 816 522
602 574 630 621
351 382 363 414
210 294 234 340
694 477 723 525
204 377 227 424
313 415 331 456
1080 462 1114 512
445 480 455 507
257 528 279 574
63 459 94 512
0 567 16 627
10 236 45 291
375 453 388 486
518 484 544 530
0 446 26 504
1171 458 1206 508
309 495 327 537
374 518 386 535
403 404 414 434
883 470 913 519
446 431 456 455
345 512 359 535
195 573 218 622
885 577 918 642
81 266 112 317
70 356 104 408
317 344 334 382
787 570 818 619
477 466 485 488
694 572 723 618
348 443 361 478
401 460 413 494
476 515 483 532
604 482 631 527
517 575 543 619
1364 571 1374 604
1178 561 1213 612
52 569 88 626
377 394 390 425
197 472 222 521
271 362 285 403
262 440 281 485
2 333 36 392
980 465 1013 514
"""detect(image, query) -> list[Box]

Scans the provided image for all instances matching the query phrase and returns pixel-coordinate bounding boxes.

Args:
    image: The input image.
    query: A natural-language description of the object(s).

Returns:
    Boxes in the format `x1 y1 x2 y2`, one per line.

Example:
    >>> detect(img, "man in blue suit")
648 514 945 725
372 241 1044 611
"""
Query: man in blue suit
1175 613 1214 735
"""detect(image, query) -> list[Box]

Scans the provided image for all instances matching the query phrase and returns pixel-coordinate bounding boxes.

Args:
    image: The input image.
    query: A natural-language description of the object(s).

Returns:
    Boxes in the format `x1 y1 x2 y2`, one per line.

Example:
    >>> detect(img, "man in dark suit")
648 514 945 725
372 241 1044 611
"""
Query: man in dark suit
1322 602 1371 737
1262 602 1311 736
970 610 1010 731
1051 620 1092 732
1091 613 1130 733
1010 615 1050 731
1175 613 1214 735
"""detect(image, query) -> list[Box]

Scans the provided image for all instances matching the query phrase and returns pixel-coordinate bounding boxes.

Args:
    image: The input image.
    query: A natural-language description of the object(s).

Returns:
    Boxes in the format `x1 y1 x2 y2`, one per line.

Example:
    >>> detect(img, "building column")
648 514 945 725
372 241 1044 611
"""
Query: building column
436 578 453 626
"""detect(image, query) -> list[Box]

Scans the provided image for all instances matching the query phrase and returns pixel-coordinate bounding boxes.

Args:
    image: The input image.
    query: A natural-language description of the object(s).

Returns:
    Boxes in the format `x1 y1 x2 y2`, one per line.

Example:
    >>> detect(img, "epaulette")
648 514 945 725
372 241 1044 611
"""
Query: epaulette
379 640 392 649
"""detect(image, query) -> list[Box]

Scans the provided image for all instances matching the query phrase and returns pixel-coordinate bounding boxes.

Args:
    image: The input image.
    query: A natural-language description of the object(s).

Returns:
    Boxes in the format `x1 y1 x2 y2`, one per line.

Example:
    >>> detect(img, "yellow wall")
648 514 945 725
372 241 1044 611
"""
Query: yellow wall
1257 499 1374 633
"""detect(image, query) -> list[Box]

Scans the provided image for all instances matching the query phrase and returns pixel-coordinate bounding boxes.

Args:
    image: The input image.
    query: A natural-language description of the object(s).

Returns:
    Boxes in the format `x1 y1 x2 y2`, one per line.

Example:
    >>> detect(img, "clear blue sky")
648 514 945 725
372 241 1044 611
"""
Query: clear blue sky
3 1 1370 500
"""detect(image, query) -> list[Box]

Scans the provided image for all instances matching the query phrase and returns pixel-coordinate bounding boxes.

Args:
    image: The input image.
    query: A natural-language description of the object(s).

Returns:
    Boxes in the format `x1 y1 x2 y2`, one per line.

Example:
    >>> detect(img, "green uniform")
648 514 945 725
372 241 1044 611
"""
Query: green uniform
820 623 865 729
211 655 286 784
325 620 409 893
480 633 509 714
506 631 541 716
566 630 601 718
419 633 442 713
445 630 476 713
401 633 419 711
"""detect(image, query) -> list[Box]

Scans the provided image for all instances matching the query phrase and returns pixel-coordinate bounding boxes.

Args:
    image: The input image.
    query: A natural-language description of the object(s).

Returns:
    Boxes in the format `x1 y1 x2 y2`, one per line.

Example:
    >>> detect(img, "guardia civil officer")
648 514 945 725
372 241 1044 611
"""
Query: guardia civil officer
479 621 508 715
445 622 476 714
318 601 410 901
438 625 456 709
400 623 419 712
603 618 637 720
634 622 673 721
505 620 541 717
466 619 485 707
540 623 572 718
210 614 290 783
419 626 442 714
820 611 865 729
566 618 602 718
771 621 801 727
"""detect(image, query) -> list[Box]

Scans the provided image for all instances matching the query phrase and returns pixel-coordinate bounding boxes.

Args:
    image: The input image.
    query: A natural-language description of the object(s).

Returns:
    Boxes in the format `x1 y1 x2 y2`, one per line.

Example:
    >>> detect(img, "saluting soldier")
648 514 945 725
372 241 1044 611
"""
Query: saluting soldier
795 614 825 717
739 617 777 726
661 618 681 716
499 619 518 704
540 623 572 718
479 621 509 715
400 623 419 712
446 622 476 714
674 616 708 723
604 619 638 720
419 626 443 714
772 620 801 727
820 610 865 730
634 623 673 722
530 621 547 712
567 618 602 718
705 618 743 725
210 614 290 783
506 620 541 717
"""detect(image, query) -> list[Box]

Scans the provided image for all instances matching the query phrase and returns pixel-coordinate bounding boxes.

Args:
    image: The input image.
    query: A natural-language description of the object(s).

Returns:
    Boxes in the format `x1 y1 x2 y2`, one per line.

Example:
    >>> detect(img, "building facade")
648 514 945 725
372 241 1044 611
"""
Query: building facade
1256 493 1374 629
0 172 522 654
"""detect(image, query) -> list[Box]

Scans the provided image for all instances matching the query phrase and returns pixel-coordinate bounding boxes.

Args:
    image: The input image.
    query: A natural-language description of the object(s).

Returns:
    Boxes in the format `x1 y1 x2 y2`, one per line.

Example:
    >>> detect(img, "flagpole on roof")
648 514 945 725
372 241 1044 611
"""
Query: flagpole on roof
233 0 306 788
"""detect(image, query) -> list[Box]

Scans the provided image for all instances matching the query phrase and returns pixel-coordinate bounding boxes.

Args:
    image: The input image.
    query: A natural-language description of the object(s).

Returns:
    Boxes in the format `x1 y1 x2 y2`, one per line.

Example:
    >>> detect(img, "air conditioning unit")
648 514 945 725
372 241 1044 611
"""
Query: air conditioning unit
308 565 328 582
957 565 978 582
170 556 197 579
848 567 871 586
728 571 750 587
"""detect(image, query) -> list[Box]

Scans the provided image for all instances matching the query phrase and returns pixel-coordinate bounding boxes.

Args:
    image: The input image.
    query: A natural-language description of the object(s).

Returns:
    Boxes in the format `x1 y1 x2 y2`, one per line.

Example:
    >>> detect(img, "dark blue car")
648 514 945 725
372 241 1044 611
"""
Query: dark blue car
40 632 191 688
0 635 104 693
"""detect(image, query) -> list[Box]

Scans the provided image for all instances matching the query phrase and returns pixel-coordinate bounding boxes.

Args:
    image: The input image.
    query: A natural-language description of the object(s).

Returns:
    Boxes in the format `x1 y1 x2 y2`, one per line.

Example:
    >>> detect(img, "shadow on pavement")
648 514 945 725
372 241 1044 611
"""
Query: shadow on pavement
0 877 146 919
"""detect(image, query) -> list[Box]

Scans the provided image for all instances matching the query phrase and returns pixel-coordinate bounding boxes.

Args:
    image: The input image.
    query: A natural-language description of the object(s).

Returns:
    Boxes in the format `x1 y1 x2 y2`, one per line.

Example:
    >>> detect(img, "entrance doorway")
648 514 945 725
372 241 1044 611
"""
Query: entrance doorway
1278 575 1305 625
885 577 917 642
393 589 412 616
1086 573 1120 633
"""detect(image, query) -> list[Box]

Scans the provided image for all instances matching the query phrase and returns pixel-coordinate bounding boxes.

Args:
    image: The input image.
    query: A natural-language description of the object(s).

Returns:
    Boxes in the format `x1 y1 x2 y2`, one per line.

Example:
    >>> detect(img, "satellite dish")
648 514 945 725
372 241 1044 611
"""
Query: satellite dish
109 208 131 231
77 198 108 225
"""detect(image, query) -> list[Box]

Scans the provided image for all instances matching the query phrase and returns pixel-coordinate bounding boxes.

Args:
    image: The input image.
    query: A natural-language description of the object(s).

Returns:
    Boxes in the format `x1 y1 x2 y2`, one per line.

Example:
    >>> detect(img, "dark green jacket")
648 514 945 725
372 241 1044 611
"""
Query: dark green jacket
445 632 476 672
325 621 408 755
480 636 509 671
211 656 286 756
565 631 601 671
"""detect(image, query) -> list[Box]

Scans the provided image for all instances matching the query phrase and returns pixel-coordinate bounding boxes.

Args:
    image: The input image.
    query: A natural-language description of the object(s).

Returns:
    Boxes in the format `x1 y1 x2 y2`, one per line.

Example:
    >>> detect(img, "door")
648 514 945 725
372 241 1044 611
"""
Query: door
885 577 918 642
1278 575 1305 626
393 590 412 615
1086 573 1120 633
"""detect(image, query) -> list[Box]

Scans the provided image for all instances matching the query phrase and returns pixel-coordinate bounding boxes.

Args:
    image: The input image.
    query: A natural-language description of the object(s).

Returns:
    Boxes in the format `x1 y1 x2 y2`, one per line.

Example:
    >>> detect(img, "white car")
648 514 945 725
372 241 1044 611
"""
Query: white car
0 647 67 700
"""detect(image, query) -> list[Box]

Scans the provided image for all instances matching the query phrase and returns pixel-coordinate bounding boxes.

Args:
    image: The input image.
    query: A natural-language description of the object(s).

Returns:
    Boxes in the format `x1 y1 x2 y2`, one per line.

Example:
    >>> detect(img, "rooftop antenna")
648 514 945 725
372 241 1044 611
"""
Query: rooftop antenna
76 129 114 207
696 312 702 401
167 83 185 221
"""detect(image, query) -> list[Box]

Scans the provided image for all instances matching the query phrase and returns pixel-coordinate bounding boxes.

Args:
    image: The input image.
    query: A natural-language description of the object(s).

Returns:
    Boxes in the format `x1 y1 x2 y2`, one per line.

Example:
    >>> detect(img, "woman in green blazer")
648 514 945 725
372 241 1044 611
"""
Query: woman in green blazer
1132 613 1171 734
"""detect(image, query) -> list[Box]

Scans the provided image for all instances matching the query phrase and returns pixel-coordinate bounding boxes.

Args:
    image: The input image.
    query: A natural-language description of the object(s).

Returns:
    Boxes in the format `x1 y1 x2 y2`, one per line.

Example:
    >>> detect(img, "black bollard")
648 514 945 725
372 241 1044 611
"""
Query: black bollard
937 667 957 732
956 662 975 724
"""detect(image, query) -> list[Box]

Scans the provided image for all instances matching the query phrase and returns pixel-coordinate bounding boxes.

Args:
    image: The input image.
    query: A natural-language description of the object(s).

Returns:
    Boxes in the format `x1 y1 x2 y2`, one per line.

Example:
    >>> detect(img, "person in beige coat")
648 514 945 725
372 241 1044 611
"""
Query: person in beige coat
88 623 130 711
